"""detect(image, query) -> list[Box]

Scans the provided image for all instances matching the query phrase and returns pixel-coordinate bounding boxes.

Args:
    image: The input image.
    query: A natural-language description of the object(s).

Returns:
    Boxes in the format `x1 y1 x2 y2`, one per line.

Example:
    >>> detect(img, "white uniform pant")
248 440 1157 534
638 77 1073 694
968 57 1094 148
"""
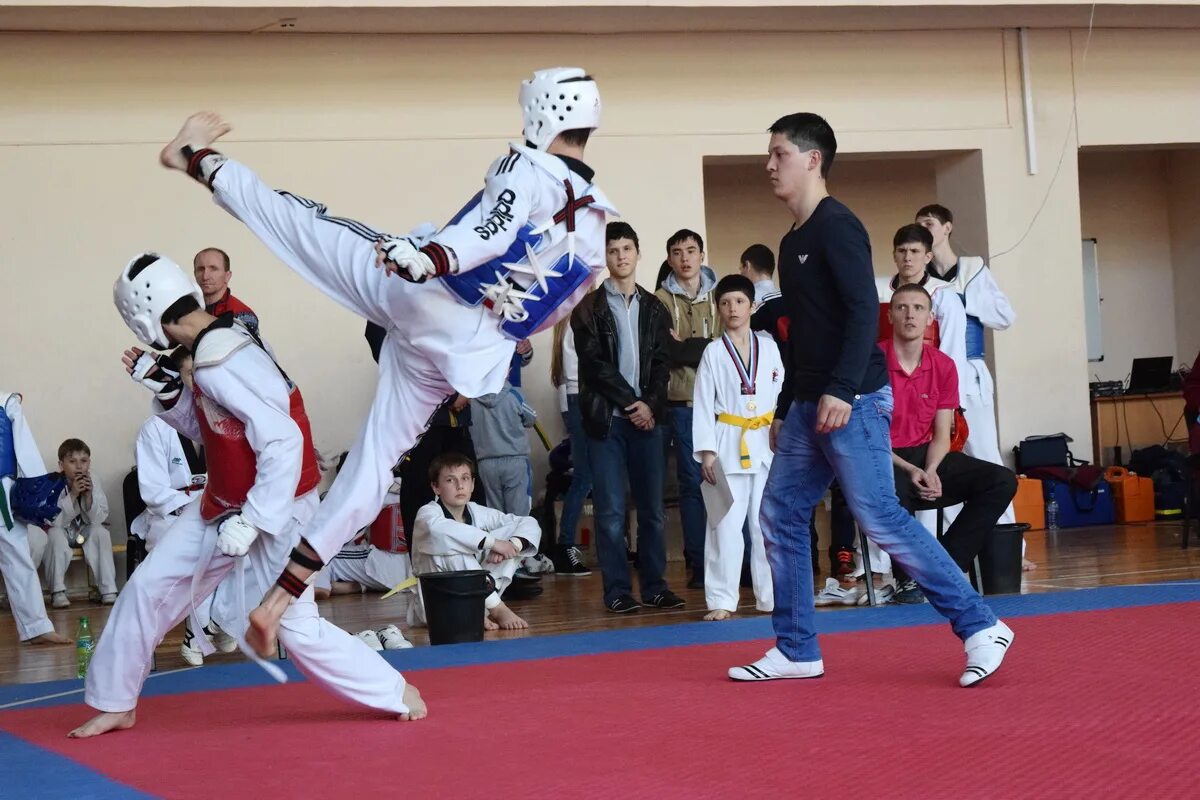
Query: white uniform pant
0 477 55 640
705 472 772 613
143 506 241 640
959 359 1015 526
212 160 520 565
84 498 409 715
30 524 117 597
408 552 520 626
314 546 412 593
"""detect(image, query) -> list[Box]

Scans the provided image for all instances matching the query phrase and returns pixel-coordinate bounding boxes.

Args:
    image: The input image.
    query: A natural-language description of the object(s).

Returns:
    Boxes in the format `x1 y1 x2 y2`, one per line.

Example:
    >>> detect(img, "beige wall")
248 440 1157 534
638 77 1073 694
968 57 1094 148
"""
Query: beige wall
1078 150 1179 382
1166 150 1200 368
1 25 1197 525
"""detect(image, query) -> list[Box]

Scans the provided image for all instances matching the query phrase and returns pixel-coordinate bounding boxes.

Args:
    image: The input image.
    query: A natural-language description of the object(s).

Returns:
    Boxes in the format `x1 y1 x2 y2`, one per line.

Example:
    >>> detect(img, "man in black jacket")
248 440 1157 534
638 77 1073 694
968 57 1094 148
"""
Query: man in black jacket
571 222 685 614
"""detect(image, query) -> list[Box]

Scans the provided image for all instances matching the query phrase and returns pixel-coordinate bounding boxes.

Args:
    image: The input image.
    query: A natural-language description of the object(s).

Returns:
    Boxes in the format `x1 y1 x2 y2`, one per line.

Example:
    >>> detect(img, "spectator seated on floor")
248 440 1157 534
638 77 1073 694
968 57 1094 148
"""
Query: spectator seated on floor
29 439 119 608
879 284 1017 605
313 539 414 601
409 452 541 631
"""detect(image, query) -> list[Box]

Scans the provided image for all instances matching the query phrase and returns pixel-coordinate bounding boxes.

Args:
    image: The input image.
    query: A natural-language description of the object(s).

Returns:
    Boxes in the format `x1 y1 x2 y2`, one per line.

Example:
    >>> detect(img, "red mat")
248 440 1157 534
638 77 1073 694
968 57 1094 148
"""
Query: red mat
3 603 1196 798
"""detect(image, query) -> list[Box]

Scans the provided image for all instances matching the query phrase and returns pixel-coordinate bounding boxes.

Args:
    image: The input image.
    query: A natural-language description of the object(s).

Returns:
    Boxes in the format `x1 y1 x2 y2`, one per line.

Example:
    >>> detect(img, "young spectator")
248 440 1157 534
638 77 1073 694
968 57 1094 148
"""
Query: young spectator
32 439 118 608
194 247 260 336
0 391 70 645
729 113 1012 687
572 222 684 613
470 382 537 515
130 413 206 551
882 285 1018 603
313 541 414 600
549 319 593 575
410 453 540 631
741 244 784 337
656 229 719 588
693 275 782 620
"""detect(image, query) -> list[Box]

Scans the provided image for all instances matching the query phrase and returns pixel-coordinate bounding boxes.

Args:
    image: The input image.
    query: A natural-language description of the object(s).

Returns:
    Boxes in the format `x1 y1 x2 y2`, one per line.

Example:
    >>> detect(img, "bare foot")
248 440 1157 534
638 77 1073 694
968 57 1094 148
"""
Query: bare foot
1022 558 1038 572
398 683 427 721
159 112 231 170
704 609 734 621
488 602 528 630
483 615 499 631
246 604 281 659
68 710 136 738
28 631 72 645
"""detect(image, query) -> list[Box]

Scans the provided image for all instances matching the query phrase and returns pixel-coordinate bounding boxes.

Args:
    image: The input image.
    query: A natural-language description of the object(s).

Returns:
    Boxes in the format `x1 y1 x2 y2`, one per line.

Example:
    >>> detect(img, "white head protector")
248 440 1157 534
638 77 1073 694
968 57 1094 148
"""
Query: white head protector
519 67 601 151
113 252 204 350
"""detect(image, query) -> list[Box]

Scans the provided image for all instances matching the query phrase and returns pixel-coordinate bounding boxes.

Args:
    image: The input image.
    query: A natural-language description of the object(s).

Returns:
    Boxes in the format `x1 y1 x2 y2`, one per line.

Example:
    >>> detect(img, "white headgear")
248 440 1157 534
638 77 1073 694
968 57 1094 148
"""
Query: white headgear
113 252 204 350
519 67 601 151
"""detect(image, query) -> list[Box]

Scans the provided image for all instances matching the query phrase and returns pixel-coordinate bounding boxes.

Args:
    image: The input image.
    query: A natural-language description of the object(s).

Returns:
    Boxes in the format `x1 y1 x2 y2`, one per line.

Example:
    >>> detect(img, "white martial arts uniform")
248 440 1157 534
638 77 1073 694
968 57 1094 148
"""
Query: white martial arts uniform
936 257 1017 525
692 332 783 613
313 542 412 594
84 322 410 716
408 500 540 625
130 415 204 550
30 479 118 598
208 147 612 567
0 392 57 641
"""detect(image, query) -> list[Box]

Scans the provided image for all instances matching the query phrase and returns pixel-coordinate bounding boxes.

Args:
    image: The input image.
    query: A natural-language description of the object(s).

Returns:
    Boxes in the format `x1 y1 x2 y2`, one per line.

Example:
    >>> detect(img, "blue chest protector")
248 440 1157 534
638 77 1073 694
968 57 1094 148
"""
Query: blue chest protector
10 473 67 529
438 191 595 341
958 293 986 359
0 409 16 481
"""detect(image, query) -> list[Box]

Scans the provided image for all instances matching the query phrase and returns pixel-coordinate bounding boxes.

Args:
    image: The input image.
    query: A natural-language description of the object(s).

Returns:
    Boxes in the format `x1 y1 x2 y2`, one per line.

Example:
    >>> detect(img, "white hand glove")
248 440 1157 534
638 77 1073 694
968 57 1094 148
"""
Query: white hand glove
217 513 260 557
377 237 437 283
130 351 183 401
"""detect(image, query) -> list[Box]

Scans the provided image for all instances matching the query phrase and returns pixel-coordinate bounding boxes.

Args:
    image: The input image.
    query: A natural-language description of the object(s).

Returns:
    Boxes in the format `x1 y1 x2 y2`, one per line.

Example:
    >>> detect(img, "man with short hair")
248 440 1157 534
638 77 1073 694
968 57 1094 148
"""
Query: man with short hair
728 112 1013 688
656 229 719 588
193 247 260 336
572 222 683 614
882 284 1018 604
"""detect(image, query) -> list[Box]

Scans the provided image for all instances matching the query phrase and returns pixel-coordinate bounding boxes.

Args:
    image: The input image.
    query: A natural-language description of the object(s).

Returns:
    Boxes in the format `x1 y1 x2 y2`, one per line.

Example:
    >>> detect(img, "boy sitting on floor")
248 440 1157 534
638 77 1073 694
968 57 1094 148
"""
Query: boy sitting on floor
410 452 540 631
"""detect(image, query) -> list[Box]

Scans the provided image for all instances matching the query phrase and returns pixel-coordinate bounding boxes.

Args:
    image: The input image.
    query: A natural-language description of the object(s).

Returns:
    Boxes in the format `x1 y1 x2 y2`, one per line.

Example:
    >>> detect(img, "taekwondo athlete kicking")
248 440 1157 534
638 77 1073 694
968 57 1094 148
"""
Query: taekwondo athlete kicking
158 67 613 658
69 254 423 738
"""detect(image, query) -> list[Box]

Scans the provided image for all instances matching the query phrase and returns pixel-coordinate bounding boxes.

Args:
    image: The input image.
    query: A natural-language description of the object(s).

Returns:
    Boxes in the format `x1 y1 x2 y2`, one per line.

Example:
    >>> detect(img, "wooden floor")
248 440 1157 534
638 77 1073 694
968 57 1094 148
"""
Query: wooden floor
2 520 1198 687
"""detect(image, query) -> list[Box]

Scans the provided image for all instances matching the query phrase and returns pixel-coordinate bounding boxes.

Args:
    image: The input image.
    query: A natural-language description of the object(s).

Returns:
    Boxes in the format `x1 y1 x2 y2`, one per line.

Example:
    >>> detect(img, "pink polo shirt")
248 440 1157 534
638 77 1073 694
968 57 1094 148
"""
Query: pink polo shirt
878 339 959 448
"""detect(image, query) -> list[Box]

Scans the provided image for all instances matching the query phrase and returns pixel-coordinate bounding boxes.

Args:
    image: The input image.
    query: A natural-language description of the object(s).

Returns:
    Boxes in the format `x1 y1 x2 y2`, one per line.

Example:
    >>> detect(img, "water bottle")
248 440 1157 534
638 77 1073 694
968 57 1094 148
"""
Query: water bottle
1045 497 1060 531
76 617 95 679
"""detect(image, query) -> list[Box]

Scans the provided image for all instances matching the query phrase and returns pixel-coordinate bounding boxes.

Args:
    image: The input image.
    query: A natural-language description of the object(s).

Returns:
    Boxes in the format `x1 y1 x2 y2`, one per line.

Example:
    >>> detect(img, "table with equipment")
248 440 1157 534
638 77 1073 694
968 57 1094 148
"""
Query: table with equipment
1090 391 1186 466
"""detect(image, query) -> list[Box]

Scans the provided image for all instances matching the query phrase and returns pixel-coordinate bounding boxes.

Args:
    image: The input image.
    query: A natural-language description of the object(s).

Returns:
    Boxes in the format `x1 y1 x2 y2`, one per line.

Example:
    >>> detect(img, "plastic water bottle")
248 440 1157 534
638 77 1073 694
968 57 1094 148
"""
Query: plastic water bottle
76 617 95 679
1045 497 1060 531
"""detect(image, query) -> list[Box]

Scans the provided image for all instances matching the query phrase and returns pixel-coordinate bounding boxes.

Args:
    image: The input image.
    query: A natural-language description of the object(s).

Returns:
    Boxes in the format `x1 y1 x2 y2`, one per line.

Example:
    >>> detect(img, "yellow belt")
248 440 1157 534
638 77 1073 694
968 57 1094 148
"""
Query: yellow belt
716 411 775 468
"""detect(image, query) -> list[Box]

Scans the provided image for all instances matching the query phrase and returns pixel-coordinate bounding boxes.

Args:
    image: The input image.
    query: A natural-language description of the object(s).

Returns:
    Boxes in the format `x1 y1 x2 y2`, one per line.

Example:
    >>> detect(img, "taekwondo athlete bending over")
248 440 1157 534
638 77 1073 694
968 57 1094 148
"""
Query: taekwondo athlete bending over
69 254 423 738
158 68 613 657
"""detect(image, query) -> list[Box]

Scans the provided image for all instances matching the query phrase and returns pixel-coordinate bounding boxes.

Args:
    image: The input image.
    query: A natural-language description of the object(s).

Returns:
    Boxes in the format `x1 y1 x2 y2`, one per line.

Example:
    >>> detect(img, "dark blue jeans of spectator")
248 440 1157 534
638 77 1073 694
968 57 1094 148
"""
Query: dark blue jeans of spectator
760 389 996 662
558 394 592 548
587 417 669 605
668 405 707 579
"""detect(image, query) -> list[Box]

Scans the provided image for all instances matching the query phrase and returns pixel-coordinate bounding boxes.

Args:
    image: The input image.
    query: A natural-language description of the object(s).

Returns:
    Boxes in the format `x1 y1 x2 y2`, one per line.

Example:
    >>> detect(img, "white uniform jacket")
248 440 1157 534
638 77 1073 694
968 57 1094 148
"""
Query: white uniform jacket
131 415 203 542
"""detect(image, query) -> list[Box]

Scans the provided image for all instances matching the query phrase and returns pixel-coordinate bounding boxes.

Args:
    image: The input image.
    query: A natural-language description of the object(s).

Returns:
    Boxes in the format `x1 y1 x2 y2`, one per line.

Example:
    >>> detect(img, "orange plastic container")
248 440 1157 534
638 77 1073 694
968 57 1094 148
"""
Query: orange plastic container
1014 476 1045 530
1105 467 1156 523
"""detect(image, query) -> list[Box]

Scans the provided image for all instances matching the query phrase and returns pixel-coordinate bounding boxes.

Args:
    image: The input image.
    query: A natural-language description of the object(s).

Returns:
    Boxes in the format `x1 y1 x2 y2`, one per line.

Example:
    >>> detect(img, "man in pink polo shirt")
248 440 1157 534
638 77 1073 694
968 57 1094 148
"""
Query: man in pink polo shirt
880 284 1017 604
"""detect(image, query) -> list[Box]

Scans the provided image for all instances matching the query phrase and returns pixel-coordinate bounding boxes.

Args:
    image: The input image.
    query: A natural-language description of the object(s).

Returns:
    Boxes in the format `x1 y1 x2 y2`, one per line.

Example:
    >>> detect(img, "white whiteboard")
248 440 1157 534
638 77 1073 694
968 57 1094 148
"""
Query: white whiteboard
1082 238 1103 362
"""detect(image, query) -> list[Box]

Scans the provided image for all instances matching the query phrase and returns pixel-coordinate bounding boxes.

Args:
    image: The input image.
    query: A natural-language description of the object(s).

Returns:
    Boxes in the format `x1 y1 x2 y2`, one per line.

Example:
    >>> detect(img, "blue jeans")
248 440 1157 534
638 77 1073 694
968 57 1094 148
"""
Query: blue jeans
588 417 669 604
559 394 593 548
668 405 707 578
761 388 996 662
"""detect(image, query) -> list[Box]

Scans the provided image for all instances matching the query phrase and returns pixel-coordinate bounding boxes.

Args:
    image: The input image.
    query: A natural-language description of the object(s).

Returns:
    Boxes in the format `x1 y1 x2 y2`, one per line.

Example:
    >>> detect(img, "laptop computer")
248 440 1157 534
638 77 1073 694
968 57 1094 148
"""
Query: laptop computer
1125 356 1175 394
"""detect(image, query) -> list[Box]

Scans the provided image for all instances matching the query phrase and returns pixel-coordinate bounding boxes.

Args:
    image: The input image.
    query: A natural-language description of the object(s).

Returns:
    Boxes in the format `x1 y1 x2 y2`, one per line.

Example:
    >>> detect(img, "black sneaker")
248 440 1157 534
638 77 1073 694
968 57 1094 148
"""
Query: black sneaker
893 579 926 605
606 594 641 614
644 590 685 609
552 545 592 576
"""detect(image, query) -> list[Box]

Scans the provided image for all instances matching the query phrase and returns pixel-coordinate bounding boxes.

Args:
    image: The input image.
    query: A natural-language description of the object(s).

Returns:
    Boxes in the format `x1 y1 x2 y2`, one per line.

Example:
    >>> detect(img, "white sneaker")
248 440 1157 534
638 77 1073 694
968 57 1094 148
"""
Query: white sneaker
856 581 895 606
814 578 859 607
521 554 555 575
180 625 204 667
51 591 70 609
728 647 824 681
356 629 384 651
960 620 1014 687
377 624 414 650
100 593 117 605
205 621 238 654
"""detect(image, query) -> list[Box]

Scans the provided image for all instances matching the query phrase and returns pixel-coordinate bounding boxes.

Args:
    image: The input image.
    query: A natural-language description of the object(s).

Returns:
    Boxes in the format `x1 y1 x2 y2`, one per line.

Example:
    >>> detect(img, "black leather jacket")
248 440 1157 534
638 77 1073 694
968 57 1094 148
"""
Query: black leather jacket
570 284 672 440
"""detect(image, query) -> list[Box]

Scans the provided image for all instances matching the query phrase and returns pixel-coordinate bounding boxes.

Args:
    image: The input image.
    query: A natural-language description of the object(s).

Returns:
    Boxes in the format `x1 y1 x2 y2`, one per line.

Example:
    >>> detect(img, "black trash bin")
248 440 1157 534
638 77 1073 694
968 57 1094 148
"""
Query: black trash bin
418 570 495 645
978 523 1030 595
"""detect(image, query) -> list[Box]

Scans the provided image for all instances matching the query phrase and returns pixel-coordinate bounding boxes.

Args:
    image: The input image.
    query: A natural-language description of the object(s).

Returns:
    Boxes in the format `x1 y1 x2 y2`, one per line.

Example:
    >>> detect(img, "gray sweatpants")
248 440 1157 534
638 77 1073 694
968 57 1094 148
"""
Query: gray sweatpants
477 456 530 516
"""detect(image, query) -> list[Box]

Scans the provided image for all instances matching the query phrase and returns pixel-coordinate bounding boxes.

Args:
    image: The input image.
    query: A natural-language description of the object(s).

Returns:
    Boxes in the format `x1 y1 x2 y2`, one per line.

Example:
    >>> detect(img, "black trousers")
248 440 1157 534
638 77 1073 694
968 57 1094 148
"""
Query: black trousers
892 446 1018 571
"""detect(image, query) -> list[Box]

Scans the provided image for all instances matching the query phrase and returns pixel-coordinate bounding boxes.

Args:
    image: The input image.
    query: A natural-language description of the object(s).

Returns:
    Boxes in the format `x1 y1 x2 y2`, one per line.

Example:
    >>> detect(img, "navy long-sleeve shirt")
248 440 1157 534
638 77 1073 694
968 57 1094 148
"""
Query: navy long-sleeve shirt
775 196 888 417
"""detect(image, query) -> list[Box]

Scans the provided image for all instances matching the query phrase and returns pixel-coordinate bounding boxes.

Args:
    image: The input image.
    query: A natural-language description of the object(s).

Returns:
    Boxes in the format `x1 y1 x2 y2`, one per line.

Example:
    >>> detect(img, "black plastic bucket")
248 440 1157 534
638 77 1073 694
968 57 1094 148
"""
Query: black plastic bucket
978 524 1029 595
418 570 495 645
